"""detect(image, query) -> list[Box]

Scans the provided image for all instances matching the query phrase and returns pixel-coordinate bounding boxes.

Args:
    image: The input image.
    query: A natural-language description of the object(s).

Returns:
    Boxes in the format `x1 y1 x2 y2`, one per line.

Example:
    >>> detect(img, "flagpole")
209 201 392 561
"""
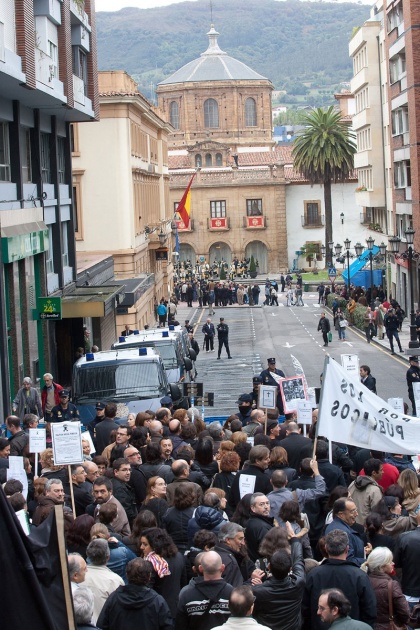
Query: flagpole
314 354 330 460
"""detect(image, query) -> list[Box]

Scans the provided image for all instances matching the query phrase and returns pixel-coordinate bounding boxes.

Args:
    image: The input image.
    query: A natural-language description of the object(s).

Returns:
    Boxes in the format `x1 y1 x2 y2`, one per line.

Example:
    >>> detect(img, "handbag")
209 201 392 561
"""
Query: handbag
339 319 348 328
328 332 332 342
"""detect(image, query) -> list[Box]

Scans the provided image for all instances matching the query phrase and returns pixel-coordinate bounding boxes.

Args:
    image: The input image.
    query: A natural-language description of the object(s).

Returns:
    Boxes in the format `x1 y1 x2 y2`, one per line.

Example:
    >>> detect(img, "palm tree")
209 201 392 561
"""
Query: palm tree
292 106 356 266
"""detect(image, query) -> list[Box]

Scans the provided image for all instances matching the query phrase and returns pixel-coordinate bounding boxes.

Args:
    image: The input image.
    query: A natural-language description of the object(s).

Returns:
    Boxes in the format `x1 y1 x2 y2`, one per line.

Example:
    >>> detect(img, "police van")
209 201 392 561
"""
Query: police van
72 347 181 423
112 328 196 383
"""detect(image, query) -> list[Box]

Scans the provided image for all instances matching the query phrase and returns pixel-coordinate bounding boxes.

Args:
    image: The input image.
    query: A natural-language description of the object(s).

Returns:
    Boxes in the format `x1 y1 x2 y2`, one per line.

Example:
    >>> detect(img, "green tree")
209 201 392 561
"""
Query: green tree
292 106 356 265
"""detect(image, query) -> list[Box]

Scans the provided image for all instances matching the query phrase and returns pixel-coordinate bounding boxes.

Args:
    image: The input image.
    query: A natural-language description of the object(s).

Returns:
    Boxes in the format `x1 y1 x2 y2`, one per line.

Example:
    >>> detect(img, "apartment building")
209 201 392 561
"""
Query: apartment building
0 0 101 410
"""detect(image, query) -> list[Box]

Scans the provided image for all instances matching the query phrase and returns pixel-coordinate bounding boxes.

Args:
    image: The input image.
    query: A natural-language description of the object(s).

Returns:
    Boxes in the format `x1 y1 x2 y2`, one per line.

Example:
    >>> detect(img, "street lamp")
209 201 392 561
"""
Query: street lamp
389 228 420 350
333 240 364 295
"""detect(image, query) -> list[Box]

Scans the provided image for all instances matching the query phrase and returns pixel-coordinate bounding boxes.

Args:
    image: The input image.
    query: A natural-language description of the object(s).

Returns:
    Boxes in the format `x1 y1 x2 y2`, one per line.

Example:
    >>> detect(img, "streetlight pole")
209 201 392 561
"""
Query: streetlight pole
366 236 375 308
389 228 419 350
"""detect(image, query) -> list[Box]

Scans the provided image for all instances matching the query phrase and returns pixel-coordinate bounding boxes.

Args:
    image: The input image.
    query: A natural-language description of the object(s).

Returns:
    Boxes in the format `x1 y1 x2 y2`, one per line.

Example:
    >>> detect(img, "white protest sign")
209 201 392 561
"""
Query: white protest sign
297 400 313 425
341 354 359 376
307 387 317 407
388 398 404 414
29 428 46 453
280 376 307 414
15 509 30 535
239 474 256 499
7 467 28 499
318 357 420 454
258 385 277 410
8 456 24 474
81 430 96 456
413 383 420 418
51 422 83 465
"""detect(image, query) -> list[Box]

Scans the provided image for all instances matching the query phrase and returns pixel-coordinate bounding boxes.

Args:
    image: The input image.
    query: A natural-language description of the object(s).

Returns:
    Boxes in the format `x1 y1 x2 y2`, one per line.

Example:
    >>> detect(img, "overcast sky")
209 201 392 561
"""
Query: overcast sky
96 0 374 12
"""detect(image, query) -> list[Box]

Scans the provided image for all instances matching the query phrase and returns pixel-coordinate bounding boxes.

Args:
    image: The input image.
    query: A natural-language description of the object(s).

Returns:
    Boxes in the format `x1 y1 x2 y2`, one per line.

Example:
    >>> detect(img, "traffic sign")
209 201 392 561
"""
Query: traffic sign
328 268 337 276
37 297 62 320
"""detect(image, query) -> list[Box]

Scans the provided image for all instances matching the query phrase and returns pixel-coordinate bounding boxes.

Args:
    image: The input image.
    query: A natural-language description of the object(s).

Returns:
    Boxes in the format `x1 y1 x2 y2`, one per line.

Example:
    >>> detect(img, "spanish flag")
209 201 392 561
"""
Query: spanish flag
176 172 196 229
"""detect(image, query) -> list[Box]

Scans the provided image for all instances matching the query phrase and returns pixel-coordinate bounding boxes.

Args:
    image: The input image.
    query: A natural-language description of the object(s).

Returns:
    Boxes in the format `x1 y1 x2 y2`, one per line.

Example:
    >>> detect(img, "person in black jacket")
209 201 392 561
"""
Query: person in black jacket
228 445 272 513
217 317 231 359
406 356 420 415
317 312 331 346
302 529 377 630
384 308 404 354
359 365 377 394
244 492 274 563
111 458 138 526
63 464 94 517
97 558 173 630
124 446 147 508
252 527 305 630
315 440 347 492
202 318 215 352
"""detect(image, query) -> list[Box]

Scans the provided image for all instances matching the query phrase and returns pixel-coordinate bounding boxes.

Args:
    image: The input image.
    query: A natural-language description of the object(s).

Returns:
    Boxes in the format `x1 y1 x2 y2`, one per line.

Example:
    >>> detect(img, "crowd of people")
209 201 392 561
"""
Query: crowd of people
3 370 420 630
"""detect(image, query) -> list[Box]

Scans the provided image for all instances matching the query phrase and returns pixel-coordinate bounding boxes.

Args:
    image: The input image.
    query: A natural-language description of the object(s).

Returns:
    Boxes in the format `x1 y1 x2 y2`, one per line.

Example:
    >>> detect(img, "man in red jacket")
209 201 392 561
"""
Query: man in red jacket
41 373 63 421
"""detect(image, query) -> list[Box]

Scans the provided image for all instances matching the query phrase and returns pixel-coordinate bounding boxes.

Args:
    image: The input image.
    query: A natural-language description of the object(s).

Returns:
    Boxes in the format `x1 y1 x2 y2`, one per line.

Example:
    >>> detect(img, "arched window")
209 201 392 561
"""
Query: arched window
204 98 219 128
215 153 223 166
169 101 180 129
245 97 257 127
205 153 212 167
195 154 202 168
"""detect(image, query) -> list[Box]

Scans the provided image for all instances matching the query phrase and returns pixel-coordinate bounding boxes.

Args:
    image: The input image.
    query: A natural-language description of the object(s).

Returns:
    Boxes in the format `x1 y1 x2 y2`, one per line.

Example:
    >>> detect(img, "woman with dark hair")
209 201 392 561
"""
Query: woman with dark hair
92 456 107 475
162 484 196 552
265 446 297 483
27 477 47 519
258 527 291 576
325 486 349 525
138 476 168 526
194 437 218 481
184 530 217 580
372 496 416 538
278 500 312 558
365 512 396 551
130 426 150 460
66 514 95 558
231 493 252 528
212 451 240 515
140 444 172 482
139 527 187 618
180 422 198 449
234 441 252 468
121 509 157 554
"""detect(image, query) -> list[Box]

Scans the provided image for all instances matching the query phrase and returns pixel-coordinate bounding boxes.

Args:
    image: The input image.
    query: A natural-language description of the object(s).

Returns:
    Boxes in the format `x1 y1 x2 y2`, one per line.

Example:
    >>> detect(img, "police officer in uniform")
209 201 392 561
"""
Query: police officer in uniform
407 356 420 416
217 317 232 359
260 358 286 414
50 390 80 422
88 402 106 446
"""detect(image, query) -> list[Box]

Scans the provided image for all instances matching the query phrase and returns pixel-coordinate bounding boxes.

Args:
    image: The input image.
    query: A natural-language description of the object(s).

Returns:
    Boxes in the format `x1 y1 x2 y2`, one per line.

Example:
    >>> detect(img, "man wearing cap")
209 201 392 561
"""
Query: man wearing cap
250 376 262 407
88 402 106 447
260 358 286 414
217 317 232 359
266 420 282 446
235 394 253 426
50 390 80 422
160 396 174 412
407 356 420 415
202 318 216 352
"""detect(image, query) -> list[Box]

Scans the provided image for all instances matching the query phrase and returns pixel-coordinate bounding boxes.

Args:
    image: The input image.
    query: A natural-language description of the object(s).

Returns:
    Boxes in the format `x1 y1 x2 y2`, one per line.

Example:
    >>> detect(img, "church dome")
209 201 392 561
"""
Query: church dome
159 25 268 85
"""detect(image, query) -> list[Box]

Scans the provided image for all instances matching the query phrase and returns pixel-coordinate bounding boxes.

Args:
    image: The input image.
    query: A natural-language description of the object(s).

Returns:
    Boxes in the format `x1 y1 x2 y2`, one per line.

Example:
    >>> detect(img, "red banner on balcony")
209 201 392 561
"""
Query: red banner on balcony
210 218 228 229
247 216 264 228
176 219 188 231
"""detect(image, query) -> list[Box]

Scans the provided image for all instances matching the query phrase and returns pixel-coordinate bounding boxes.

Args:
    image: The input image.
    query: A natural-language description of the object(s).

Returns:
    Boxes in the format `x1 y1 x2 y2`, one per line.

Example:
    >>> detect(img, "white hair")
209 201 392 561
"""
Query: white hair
23 377 32 384
43 373 53 380
364 546 393 571
73 586 94 625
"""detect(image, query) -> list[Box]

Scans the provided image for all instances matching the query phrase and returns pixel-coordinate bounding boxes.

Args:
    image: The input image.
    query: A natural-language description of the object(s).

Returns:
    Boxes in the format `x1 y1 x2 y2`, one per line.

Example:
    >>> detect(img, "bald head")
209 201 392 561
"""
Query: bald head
149 420 163 436
200 551 224 579
286 422 299 434
251 409 265 423
169 419 181 434
172 459 189 478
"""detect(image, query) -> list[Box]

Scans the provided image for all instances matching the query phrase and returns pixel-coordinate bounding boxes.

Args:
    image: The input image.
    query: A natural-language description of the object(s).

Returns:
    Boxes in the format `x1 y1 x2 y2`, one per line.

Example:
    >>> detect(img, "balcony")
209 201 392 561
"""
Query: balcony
243 216 266 229
207 217 230 230
360 212 373 225
73 74 85 106
176 219 194 232
301 215 324 228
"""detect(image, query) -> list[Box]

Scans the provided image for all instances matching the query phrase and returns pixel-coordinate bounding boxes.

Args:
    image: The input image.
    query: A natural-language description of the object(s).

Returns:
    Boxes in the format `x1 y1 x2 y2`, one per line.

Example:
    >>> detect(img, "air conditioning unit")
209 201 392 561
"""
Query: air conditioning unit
148 164 156 173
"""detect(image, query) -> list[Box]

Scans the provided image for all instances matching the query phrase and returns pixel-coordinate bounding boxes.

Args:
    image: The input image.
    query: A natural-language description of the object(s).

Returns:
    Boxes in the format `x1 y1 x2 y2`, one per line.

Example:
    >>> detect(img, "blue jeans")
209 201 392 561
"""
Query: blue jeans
387 329 402 352
338 326 346 339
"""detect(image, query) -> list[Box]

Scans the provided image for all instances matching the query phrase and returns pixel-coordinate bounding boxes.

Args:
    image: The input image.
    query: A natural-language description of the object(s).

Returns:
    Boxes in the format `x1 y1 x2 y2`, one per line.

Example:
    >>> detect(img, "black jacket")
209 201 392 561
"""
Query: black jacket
302 558 377 630
228 464 272 513
111 478 137 524
217 323 229 340
317 459 347 492
162 506 195 552
253 539 305 630
62 481 94 517
317 317 330 333
8 430 28 456
361 373 377 394
279 433 313 471
244 513 274 562
129 465 148 508
95 419 119 454
394 527 420 596
176 578 232 630
97 584 173 630
149 551 187 618
214 542 245 587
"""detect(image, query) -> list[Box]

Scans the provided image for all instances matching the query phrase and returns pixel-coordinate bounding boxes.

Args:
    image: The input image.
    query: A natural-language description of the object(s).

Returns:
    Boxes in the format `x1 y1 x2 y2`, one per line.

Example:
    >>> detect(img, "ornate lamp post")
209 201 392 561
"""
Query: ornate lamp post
323 240 364 294
389 228 420 350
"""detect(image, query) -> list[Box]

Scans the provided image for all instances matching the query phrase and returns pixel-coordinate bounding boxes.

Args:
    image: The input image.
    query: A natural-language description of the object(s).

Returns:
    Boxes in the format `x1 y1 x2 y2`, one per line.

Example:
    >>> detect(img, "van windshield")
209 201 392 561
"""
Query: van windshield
73 361 166 402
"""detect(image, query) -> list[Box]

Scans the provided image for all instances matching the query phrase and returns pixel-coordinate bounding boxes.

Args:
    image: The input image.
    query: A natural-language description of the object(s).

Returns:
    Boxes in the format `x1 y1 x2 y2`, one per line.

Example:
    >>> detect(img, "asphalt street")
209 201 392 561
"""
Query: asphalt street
181 292 409 417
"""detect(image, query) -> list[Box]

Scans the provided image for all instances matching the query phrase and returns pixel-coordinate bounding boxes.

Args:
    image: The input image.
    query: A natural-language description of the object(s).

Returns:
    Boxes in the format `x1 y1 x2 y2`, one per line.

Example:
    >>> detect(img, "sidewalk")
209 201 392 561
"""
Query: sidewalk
340 315 413 362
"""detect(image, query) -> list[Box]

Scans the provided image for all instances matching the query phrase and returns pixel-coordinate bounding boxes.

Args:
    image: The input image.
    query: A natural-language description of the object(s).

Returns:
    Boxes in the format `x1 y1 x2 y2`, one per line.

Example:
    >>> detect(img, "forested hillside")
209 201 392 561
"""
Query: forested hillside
96 0 370 107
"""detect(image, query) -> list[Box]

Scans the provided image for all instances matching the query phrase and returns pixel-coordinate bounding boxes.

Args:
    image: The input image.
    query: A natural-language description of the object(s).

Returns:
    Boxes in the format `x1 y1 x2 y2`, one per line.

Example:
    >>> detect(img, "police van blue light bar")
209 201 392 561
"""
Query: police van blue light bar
139 348 147 355
134 330 139 335
119 337 125 343
169 325 175 330
86 353 95 361
162 331 169 337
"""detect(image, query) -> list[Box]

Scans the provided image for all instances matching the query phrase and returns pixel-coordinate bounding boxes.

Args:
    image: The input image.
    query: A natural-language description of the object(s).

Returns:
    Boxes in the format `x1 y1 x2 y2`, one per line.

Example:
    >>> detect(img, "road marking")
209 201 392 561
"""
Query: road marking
283 342 296 348
343 341 353 347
